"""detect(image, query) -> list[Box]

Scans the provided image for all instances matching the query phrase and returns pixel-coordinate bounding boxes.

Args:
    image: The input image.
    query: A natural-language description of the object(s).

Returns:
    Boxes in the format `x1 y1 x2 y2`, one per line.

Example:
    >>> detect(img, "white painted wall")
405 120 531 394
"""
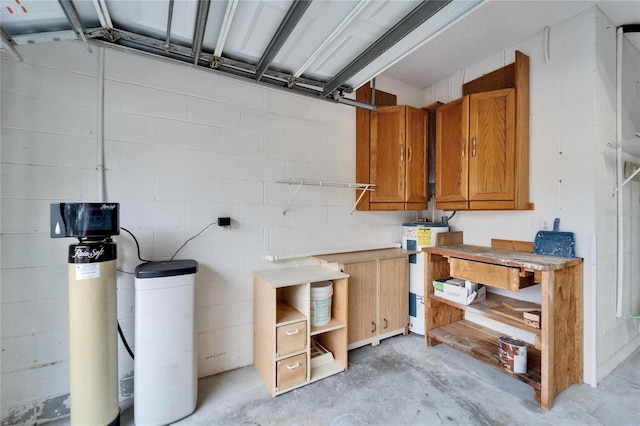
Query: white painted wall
419 6 640 386
368 74 427 108
0 43 416 424
2 5 639 424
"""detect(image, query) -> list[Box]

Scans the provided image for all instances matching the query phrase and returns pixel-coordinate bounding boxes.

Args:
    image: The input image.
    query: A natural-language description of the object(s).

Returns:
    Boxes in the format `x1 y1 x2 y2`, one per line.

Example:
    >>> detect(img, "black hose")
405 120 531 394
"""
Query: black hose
120 227 150 262
118 321 134 359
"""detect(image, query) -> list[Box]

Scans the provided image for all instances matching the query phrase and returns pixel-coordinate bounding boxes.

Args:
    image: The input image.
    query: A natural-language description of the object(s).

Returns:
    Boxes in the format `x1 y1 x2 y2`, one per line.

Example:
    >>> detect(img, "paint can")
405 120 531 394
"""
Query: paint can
310 281 333 327
498 336 527 374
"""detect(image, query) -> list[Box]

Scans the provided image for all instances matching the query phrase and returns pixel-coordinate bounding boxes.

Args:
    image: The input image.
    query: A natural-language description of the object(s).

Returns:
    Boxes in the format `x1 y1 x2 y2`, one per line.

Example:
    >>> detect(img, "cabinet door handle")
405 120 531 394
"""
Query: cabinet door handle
286 362 301 370
472 136 477 157
383 318 388 329
407 146 412 162
461 137 466 158
400 144 405 162
371 322 376 333
286 329 300 336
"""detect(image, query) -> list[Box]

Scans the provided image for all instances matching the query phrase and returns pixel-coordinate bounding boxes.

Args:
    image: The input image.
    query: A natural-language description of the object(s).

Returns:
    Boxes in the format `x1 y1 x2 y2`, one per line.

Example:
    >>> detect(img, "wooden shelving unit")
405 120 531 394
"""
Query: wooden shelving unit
428 320 542 390
254 266 349 397
424 244 583 410
428 292 542 337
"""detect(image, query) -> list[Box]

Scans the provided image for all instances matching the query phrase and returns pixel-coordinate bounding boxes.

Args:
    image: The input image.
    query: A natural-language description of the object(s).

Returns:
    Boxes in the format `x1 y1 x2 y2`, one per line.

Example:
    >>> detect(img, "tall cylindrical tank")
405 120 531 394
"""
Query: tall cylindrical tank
134 259 198 425
68 241 120 426
402 223 449 335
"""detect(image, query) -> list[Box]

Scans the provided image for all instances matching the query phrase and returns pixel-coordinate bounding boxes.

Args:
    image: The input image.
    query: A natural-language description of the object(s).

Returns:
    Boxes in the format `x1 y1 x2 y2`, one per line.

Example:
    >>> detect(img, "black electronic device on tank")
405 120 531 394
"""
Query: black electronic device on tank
50 202 120 239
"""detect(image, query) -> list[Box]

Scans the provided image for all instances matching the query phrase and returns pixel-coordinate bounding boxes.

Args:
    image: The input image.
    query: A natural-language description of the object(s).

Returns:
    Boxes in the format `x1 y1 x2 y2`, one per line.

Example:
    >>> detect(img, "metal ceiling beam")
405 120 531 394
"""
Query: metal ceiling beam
192 0 211 65
165 0 175 49
255 0 311 82
0 28 23 61
86 27 349 94
322 0 452 97
58 0 92 52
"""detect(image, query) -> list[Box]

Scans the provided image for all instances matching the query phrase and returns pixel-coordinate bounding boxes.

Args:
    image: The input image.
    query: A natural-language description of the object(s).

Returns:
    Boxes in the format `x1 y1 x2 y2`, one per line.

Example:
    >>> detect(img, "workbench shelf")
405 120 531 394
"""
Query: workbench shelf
423 244 583 410
428 319 542 390
428 291 542 336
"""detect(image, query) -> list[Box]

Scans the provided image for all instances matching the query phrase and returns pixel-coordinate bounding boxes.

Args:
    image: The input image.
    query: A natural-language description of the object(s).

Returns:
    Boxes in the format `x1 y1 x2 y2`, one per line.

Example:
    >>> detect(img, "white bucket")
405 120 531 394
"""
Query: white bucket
498 336 527 374
310 281 333 327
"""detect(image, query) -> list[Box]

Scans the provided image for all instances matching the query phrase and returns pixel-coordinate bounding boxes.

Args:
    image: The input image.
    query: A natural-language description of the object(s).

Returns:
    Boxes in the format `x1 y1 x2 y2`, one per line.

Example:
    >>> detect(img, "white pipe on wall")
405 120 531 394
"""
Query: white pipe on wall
590 232 598 386
97 46 106 202
616 27 624 318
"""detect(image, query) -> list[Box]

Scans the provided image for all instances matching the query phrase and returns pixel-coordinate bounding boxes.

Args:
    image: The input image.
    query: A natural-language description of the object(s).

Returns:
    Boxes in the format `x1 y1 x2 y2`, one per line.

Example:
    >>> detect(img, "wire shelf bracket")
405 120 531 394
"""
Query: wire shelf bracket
277 178 375 215
609 135 640 194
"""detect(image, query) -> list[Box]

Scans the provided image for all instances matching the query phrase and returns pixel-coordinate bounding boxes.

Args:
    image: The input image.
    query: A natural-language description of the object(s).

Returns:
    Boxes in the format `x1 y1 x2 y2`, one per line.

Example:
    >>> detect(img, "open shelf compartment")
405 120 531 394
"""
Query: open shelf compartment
428 319 541 390
428 291 542 336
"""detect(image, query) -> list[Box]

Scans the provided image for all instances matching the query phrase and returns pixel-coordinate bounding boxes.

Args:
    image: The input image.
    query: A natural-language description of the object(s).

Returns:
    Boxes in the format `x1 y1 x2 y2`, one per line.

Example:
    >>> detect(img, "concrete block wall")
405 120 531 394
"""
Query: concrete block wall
420 6 640 386
1 43 415 424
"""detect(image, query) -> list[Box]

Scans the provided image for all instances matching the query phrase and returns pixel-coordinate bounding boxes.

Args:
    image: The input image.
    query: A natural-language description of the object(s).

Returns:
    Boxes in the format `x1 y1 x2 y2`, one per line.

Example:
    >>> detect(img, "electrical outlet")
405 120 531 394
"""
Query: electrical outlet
540 218 554 231
218 217 231 227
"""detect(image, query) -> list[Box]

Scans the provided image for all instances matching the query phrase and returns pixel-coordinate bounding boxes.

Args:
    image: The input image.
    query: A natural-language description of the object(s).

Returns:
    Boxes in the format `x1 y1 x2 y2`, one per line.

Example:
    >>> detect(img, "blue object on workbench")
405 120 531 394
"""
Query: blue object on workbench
533 218 575 258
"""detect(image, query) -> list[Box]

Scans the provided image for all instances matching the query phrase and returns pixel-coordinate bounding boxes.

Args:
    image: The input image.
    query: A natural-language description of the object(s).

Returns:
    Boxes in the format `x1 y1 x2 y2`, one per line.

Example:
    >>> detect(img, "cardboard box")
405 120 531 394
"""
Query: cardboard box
433 277 486 305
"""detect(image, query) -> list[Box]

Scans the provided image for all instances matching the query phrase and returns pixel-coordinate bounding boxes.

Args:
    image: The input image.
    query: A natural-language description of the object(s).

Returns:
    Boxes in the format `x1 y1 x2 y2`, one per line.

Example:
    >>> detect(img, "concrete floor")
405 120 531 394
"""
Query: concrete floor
65 333 640 425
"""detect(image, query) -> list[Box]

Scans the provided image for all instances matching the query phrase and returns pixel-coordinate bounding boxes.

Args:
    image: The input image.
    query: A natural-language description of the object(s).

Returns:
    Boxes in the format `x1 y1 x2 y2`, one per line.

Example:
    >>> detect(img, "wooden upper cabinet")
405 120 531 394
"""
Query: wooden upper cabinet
355 84 397 211
435 50 532 211
436 96 469 208
405 107 429 206
468 89 516 204
370 106 428 210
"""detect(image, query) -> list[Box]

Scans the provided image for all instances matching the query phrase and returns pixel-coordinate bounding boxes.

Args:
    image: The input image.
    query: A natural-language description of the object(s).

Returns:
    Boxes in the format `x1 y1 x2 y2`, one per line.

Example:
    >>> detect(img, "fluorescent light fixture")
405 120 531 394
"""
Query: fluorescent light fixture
0 28 22 61
11 30 78 45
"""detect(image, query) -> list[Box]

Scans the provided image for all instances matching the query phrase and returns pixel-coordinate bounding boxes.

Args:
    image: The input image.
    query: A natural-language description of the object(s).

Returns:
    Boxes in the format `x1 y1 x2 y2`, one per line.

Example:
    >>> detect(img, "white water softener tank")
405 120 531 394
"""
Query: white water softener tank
402 223 448 335
134 259 198 425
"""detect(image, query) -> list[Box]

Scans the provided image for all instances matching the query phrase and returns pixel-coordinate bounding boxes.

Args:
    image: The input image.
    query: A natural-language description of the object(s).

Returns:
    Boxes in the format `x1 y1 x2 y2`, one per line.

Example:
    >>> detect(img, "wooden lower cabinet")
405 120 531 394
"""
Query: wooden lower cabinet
378 257 409 335
311 249 411 350
344 262 376 345
253 266 349 397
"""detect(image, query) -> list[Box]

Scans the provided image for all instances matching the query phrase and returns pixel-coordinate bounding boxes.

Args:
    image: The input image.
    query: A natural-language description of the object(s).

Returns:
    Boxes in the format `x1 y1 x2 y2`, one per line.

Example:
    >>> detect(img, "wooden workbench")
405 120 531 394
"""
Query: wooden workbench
423 244 583 410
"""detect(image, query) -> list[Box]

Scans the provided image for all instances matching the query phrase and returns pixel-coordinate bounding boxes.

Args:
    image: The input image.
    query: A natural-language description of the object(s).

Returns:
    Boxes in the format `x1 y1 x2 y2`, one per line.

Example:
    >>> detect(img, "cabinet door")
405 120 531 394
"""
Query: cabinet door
370 106 405 204
343 262 377 345
355 85 397 211
378 257 408 334
436 97 469 207
404 107 428 207
468 89 515 202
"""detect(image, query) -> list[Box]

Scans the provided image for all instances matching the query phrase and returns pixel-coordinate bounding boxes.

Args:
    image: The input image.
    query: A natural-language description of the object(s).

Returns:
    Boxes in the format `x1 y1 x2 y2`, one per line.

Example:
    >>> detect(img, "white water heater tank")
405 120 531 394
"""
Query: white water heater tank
402 223 449 335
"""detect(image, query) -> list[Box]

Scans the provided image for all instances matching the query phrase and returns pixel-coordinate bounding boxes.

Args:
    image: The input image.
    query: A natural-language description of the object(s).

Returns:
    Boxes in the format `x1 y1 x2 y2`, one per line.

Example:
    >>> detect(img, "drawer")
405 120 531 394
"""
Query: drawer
450 258 530 292
276 321 307 356
276 353 307 391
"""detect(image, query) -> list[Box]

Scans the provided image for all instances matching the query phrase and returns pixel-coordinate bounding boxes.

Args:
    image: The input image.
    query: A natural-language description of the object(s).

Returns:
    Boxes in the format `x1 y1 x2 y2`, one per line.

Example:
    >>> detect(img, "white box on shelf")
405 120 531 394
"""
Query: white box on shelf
433 277 486 305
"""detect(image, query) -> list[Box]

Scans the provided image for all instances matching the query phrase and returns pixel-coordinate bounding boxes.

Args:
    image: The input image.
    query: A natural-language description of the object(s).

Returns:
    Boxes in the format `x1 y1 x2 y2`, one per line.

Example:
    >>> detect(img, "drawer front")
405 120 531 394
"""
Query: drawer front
276 353 307 390
450 258 522 291
276 321 307 356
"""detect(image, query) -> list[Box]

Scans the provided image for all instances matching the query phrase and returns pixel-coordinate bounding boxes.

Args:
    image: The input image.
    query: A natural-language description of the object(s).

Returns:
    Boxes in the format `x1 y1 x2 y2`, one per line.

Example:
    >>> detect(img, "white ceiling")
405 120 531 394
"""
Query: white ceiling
382 0 640 89
1 0 638 102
